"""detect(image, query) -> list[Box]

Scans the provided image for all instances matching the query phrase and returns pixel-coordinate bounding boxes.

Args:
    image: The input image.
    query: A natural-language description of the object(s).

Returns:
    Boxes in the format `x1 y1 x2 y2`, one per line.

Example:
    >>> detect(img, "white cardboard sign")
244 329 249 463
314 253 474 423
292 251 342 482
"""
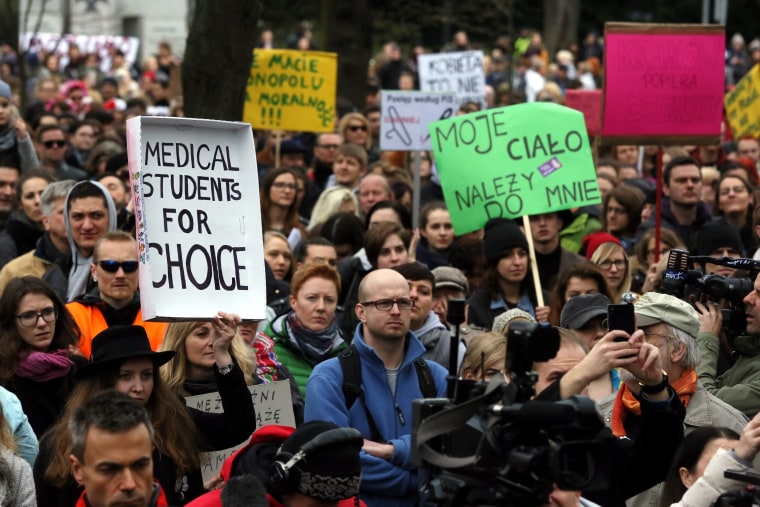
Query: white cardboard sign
379 91 458 151
184 381 295 482
126 116 266 321
418 50 486 108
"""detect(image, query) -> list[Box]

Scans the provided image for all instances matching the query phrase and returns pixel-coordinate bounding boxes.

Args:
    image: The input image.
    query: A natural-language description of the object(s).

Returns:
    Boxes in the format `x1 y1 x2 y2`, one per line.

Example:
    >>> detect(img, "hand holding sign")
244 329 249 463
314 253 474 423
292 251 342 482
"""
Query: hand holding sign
429 102 598 235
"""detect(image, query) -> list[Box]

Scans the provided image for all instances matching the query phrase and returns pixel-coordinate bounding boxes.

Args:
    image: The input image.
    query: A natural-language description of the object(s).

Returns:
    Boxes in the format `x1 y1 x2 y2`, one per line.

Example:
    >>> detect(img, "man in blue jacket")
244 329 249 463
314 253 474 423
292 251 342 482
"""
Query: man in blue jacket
305 269 448 507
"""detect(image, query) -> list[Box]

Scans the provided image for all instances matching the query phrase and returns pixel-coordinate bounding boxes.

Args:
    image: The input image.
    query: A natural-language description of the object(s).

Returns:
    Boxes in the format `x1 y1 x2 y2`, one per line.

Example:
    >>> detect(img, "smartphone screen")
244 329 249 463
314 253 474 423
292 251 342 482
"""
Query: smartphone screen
607 303 635 338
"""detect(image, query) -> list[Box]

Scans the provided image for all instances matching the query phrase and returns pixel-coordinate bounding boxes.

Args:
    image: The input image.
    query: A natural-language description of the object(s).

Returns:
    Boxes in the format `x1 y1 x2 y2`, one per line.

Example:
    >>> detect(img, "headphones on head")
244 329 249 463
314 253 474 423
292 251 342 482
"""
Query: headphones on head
267 427 363 493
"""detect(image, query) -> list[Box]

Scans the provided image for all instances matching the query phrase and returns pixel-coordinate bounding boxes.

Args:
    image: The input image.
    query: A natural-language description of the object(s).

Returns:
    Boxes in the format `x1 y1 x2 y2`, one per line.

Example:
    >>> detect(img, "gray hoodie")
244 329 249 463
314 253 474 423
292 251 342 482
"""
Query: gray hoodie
62 180 117 301
414 310 466 369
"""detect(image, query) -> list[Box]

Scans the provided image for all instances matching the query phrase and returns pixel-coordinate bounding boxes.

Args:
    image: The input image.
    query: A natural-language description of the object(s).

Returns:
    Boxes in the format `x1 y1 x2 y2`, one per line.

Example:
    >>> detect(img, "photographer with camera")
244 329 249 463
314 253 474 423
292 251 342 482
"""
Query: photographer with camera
696 272 760 419
669 411 760 507
534 296 715 506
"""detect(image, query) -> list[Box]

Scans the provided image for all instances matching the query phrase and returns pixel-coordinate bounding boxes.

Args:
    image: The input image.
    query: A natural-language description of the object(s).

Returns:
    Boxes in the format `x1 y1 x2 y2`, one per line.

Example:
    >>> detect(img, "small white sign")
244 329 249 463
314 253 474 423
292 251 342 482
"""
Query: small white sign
127 116 266 321
185 381 295 483
418 50 486 108
379 91 458 151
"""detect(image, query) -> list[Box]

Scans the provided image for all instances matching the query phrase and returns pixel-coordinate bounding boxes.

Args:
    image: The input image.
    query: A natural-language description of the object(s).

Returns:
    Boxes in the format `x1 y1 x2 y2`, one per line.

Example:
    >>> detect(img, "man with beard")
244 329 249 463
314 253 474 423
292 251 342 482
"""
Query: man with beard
698 274 760 419
305 269 447 507
636 156 710 246
309 132 342 191
0 160 18 230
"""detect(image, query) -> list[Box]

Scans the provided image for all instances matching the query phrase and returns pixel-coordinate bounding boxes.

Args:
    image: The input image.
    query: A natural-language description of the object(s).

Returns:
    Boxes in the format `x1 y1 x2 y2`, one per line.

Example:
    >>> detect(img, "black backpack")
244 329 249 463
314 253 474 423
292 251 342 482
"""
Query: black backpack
338 344 437 442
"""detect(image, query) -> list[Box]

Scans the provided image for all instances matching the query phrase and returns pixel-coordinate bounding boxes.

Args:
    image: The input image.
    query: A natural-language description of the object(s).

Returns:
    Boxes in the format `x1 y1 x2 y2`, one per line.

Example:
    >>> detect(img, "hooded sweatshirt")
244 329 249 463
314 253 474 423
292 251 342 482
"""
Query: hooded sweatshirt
413 310 466 369
62 180 117 301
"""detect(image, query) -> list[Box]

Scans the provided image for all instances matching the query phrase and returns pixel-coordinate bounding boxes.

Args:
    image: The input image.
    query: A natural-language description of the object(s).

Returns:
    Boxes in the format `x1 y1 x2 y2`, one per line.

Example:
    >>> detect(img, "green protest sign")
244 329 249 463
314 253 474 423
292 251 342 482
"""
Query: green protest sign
430 102 599 235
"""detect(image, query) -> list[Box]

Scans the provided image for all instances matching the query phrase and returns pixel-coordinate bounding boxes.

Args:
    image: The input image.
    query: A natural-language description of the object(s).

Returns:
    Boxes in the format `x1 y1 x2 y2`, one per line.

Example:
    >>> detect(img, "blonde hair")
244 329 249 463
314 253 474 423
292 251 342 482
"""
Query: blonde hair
160 322 256 397
338 113 372 150
459 332 506 379
590 242 631 302
307 186 359 232
0 405 16 453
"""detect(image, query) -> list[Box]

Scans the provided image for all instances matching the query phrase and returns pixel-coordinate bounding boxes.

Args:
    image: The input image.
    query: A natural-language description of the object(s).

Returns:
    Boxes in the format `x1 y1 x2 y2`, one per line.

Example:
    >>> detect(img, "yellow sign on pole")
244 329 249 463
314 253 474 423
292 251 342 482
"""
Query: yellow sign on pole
243 49 337 133
725 64 760 139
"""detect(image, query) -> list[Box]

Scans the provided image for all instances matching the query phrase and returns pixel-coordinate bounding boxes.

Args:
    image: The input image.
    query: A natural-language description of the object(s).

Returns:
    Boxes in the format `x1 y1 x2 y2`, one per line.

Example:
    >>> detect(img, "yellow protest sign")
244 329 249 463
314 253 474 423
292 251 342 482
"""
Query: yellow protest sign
243 49 337 133
725 64 760 139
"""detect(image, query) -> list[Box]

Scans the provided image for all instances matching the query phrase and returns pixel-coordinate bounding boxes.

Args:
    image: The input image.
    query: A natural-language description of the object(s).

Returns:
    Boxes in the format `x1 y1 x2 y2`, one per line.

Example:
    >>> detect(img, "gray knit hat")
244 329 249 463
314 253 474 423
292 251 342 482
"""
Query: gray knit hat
0 80 11 101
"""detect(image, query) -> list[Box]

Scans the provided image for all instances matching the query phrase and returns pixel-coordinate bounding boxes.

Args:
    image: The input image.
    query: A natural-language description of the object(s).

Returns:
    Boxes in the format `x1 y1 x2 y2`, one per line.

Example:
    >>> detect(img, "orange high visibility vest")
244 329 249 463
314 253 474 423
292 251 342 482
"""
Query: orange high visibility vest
66 302 168 358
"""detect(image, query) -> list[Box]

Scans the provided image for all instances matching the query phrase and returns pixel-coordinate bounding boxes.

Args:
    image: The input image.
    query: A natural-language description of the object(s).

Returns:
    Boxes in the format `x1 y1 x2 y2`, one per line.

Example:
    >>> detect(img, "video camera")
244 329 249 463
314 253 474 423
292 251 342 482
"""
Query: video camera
412 311 610 507
660 249 758 339
712 469 760 506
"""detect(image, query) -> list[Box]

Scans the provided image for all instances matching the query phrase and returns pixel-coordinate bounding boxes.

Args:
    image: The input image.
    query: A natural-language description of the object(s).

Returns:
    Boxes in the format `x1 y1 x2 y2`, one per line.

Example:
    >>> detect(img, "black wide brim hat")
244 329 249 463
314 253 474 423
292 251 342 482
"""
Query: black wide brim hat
75 325 175 380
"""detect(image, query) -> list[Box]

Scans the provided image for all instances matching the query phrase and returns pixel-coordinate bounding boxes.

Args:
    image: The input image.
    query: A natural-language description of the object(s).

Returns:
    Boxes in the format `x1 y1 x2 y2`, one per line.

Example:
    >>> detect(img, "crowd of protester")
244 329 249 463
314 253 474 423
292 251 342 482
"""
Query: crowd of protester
0 22 758 507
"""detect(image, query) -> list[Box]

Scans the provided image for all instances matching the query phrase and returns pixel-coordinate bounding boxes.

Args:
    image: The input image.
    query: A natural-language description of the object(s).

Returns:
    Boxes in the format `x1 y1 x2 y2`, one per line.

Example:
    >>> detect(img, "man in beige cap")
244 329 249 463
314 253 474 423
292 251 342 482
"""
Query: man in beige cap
597 292 748 507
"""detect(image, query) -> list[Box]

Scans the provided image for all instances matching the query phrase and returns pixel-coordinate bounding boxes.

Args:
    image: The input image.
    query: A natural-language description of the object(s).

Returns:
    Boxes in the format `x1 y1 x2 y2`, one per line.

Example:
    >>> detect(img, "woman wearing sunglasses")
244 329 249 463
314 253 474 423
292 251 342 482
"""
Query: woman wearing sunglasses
0 276 85 438
66 230 167 357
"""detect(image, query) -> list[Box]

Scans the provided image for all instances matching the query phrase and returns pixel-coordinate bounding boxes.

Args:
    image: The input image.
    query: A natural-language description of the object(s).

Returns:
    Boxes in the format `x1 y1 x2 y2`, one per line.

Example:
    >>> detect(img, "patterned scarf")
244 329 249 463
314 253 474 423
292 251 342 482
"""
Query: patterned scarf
285 312 343 366
610 368 698 437
16 349 74 382
251 332 280 383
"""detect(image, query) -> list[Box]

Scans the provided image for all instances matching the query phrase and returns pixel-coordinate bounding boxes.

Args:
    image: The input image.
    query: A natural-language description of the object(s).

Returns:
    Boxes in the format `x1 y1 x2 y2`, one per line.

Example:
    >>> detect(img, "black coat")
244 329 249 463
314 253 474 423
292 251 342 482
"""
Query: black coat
33 363 256 506
535 382 685 507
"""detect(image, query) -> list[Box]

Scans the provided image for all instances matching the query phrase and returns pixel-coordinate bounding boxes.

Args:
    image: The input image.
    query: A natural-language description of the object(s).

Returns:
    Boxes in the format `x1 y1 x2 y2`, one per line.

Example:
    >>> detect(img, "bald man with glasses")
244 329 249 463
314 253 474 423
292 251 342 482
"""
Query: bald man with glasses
305 269 447 507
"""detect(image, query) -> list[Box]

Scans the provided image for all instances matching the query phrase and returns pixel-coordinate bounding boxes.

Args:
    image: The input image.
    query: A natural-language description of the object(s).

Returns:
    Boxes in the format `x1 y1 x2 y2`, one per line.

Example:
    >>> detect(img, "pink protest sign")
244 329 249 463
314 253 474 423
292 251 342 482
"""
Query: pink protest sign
602 23 725 145
565 90 602 136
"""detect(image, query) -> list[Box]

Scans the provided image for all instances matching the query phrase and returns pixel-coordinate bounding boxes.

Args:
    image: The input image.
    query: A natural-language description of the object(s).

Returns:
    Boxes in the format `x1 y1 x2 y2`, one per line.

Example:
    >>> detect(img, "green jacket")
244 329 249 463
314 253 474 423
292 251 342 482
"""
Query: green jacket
697 331 760 419
560 212 601 254
265 313 346 397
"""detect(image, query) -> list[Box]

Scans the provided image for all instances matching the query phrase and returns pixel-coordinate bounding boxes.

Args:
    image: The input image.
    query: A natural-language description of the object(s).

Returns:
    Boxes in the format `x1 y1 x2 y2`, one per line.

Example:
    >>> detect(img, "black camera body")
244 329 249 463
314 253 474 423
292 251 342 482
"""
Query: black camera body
412 321 610 507
661 249 758 339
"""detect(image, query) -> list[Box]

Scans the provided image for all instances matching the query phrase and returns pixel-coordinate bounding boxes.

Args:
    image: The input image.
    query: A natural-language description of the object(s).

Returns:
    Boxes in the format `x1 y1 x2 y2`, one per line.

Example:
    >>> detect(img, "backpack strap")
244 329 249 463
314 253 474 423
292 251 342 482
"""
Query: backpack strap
339 345 383 442
413 358 438 399
339 346 439 443
339 345 362 410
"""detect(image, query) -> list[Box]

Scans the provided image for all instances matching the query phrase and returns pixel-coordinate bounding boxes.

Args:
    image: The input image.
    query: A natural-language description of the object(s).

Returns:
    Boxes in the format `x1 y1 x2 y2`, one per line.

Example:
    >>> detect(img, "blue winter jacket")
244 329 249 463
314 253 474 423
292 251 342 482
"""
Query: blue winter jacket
0 386 38 466
305 324 448 507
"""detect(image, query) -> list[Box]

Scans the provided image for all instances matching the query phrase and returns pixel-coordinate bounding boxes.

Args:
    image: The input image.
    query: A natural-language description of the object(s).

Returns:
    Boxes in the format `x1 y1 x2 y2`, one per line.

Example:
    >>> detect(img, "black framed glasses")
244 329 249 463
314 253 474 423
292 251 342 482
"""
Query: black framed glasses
98 260 139 273
360 298 414 311
16 307 58 327
272 182 298 191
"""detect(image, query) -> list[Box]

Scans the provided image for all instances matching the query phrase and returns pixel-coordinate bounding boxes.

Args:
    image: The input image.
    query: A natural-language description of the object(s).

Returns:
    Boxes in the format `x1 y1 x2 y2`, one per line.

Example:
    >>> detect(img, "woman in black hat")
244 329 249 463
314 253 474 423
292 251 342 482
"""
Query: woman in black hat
35 318 256 506
0 276 85 439
466 220 549 329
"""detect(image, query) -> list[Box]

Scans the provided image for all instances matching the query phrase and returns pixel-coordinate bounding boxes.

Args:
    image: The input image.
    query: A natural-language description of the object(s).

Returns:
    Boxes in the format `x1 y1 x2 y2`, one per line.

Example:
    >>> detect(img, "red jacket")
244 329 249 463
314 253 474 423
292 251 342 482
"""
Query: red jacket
76 483 168 506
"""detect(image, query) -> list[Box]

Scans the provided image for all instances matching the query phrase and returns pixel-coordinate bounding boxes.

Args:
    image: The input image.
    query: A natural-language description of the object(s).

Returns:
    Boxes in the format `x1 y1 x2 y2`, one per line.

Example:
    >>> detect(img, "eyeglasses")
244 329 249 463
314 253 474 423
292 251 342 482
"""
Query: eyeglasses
97 260 139 273
272 182 298 191
598 259 627 270
719 186 748 196
16 307 58 327
643 330 675 343
347 125 367 132
43 140 66 149
606 206 627 215
317 144 340 150
360 298 415 311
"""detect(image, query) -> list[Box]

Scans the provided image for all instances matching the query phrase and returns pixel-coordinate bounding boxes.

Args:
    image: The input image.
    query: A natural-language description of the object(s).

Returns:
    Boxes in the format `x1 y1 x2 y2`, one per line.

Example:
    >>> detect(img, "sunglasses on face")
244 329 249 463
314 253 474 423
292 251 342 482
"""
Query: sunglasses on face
347 125 367 132
43 140 66 148
98 260 139 273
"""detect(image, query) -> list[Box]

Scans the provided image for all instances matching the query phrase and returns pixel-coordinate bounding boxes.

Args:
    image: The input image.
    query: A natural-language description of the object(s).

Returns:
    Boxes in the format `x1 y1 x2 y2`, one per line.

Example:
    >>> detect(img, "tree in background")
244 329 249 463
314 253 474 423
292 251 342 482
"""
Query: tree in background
182 0 260 120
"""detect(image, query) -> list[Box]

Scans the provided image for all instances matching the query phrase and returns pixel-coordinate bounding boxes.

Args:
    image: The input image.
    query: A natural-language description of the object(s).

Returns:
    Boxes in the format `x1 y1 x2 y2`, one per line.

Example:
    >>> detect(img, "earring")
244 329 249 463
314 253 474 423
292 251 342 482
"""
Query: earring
92 276 97 282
